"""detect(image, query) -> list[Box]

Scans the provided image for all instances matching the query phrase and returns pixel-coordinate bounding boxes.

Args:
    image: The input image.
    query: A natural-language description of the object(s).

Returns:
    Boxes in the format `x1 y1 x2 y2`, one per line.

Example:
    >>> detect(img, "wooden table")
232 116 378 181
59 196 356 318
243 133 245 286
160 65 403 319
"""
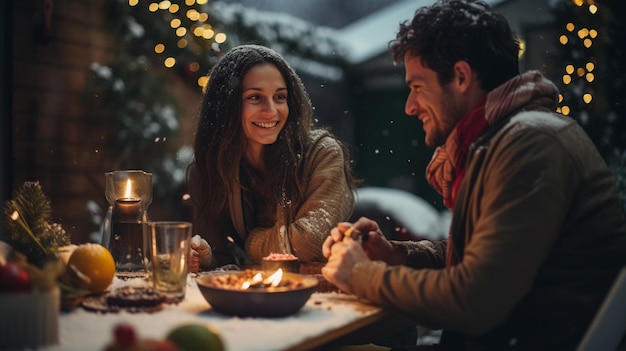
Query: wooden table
47 274 414 351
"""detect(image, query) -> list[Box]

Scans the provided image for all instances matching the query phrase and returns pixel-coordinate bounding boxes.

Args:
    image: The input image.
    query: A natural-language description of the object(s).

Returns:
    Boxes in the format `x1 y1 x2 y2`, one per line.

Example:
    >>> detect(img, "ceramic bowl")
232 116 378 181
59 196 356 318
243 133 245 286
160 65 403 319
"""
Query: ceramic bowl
261 256 300 273
196 270 317 317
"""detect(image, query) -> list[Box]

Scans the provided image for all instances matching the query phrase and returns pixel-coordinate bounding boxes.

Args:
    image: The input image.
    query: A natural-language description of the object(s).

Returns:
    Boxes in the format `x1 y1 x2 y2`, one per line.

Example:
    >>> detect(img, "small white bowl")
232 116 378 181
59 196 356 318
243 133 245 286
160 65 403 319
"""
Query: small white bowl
0 287 60 349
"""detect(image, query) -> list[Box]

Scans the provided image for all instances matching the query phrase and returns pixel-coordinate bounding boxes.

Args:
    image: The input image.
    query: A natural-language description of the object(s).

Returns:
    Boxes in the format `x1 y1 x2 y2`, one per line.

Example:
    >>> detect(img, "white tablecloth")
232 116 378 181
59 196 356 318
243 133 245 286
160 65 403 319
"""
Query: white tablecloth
46 275 379 351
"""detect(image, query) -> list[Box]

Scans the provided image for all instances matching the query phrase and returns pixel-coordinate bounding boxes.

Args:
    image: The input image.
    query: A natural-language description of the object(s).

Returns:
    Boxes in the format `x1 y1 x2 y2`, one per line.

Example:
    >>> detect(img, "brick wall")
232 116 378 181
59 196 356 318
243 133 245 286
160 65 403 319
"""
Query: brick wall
11 0 198 243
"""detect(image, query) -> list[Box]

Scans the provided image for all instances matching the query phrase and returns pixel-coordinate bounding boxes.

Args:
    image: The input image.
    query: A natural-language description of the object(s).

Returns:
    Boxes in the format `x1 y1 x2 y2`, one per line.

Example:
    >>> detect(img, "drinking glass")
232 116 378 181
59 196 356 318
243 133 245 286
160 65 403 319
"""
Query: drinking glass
148 221 192 301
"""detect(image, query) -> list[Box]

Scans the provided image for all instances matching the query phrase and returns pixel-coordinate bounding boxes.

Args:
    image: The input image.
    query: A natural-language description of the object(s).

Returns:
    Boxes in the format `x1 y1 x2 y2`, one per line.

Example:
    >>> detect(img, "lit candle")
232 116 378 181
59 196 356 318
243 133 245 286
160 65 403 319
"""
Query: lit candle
114 179 141 219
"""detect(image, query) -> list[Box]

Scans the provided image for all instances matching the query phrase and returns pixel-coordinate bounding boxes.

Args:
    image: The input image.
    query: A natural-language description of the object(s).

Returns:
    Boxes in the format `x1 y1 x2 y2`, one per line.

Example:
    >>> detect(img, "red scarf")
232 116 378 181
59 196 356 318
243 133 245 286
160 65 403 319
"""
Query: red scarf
425 71 560 266
426 97 488 209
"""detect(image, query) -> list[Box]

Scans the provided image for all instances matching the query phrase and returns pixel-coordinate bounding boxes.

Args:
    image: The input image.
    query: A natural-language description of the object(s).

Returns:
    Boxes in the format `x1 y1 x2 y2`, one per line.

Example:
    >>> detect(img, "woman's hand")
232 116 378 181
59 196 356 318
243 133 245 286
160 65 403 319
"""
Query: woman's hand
188 244 200 273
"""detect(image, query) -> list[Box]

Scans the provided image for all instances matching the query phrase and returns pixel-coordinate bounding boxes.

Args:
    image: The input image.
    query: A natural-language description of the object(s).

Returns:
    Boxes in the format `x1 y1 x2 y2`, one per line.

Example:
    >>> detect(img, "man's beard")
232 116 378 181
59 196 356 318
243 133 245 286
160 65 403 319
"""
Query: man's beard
428 86 463 148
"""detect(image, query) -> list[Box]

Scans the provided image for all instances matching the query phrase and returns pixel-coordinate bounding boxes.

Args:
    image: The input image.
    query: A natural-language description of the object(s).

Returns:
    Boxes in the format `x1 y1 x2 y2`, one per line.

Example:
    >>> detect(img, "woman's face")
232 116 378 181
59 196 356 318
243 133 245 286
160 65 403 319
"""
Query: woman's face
241 62 289 156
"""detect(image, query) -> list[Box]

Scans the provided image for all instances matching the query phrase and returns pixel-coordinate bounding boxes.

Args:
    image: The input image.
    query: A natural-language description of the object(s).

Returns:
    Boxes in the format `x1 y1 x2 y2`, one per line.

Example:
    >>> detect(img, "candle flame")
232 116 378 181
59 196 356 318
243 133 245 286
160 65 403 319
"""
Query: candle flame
267 268 283 287
241 272 263 289
240 270 283 289
124 179 132 198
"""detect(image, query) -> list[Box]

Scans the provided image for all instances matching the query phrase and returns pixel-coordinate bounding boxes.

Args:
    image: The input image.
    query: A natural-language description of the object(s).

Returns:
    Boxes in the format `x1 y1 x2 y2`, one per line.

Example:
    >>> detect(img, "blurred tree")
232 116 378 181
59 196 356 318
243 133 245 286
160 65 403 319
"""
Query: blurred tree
88 0 224 203
550 0 626 209
87 1 347 211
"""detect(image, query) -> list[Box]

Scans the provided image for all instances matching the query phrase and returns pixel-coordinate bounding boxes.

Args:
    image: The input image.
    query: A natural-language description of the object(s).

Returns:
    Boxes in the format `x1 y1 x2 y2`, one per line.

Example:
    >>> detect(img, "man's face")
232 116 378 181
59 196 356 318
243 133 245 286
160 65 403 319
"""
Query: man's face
403 54 464 148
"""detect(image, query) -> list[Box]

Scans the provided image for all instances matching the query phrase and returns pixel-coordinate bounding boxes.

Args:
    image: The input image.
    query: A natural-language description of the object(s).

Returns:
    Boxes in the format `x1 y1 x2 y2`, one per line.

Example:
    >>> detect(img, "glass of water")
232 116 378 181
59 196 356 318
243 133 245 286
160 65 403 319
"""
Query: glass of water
148 221 192 301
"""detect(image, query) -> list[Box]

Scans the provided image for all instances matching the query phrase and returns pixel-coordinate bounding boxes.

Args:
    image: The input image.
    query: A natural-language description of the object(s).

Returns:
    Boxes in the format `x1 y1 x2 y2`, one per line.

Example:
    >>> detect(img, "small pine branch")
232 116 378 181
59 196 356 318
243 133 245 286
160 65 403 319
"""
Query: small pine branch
2 181 71 267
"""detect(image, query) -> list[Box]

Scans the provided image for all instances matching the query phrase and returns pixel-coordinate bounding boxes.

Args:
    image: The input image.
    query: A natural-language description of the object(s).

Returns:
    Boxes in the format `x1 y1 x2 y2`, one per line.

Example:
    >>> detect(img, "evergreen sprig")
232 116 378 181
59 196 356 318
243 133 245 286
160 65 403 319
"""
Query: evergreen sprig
2 181 71 267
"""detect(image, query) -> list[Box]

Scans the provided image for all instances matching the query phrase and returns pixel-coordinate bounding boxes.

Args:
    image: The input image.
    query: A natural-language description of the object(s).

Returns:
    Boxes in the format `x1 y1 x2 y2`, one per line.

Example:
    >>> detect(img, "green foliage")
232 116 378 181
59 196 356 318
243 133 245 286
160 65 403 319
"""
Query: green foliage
2 182 71 267
87 0 220 200
86 0 347 205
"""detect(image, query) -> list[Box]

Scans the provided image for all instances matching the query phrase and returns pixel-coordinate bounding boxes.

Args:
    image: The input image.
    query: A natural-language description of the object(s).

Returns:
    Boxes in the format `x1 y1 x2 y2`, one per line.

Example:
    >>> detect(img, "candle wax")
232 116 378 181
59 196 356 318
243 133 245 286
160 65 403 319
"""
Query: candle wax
114 198 141 219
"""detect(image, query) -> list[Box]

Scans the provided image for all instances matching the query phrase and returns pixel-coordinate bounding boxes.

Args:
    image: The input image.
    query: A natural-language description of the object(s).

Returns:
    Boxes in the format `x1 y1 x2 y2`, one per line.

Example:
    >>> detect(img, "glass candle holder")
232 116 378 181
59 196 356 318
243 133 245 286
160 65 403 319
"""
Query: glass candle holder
101 170 152 273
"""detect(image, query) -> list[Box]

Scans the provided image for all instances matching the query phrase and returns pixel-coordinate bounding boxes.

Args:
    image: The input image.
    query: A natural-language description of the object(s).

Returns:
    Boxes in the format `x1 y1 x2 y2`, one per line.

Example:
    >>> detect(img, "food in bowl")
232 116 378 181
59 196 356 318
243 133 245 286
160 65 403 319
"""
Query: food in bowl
196 270 317 317
261 253 300 273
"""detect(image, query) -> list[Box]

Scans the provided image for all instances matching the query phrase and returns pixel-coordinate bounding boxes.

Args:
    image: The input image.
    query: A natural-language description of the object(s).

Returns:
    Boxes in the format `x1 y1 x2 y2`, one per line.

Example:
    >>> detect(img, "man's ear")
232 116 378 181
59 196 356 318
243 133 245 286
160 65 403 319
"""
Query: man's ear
453 61 474 93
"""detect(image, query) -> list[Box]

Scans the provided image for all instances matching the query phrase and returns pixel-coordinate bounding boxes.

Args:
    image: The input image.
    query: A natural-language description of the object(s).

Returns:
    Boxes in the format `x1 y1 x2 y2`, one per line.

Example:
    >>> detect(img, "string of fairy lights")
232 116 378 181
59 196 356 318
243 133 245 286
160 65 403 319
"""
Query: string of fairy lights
126 0 603 109
556 0 599 116
127 0 227 89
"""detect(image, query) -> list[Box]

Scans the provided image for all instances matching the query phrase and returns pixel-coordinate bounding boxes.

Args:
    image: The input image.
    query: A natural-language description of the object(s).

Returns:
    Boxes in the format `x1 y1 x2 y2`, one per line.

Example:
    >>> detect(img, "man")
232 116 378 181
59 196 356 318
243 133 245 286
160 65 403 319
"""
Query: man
322 0 626 349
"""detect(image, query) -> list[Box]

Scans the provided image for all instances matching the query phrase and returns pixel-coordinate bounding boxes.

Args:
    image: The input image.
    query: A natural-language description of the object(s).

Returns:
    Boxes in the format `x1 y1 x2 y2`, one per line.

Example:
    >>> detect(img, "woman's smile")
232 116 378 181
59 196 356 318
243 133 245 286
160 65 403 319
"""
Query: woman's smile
252 121 280 129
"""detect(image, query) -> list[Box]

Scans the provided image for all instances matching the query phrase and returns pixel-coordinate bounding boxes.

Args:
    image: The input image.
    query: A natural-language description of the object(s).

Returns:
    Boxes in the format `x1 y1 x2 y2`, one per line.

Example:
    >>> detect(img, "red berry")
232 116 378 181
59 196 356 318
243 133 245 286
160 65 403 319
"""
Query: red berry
0 262 32 292
113 323 136 345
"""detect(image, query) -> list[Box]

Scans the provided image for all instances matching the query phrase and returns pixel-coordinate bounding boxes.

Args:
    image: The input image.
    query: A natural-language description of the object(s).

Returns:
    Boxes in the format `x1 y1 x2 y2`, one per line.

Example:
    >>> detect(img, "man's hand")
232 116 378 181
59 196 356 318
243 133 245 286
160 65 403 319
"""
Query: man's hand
323 217 395 262
321 234 369 294
322 217 398 294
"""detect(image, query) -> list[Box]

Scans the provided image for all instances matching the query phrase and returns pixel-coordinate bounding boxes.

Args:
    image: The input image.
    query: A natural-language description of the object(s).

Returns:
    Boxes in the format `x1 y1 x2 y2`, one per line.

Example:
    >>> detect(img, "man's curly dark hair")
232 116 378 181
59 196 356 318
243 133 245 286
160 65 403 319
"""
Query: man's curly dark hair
389 0 521 91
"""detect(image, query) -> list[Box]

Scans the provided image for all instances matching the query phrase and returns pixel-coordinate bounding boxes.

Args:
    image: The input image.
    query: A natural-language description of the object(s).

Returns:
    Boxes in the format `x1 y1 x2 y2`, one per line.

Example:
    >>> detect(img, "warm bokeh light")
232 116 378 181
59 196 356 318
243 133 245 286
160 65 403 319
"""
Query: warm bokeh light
197 0 208 4
517 38 526 59
170 18 181 28
563 75 572 85
164 57 176 68
185 0 195 5
154 43 165 53
198 75 209 90
202 28 215 39
169 4 179 13
557 1 601 119
176 27 187 37
187 9 200 21
177 39 188 48
199 13 209 22
159 1 171 10
128 0 139 6
149 3 159 12
188 62 200 72
215 33 227 43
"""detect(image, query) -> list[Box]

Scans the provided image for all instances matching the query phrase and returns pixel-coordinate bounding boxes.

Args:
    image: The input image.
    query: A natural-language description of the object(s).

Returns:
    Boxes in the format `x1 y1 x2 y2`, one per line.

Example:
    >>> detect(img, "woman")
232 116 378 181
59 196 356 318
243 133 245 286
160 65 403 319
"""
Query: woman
187 45 356 269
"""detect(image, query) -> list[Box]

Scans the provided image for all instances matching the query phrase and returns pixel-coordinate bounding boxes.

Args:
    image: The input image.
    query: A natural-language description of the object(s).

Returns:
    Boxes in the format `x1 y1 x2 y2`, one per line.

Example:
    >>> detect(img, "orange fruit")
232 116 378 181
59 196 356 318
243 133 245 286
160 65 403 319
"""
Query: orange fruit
68 243 115 293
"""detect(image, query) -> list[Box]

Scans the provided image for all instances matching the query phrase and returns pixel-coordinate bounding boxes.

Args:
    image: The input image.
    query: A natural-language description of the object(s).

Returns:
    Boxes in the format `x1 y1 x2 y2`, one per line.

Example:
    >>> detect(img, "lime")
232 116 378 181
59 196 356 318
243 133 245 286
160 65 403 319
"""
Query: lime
166 324 225 351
